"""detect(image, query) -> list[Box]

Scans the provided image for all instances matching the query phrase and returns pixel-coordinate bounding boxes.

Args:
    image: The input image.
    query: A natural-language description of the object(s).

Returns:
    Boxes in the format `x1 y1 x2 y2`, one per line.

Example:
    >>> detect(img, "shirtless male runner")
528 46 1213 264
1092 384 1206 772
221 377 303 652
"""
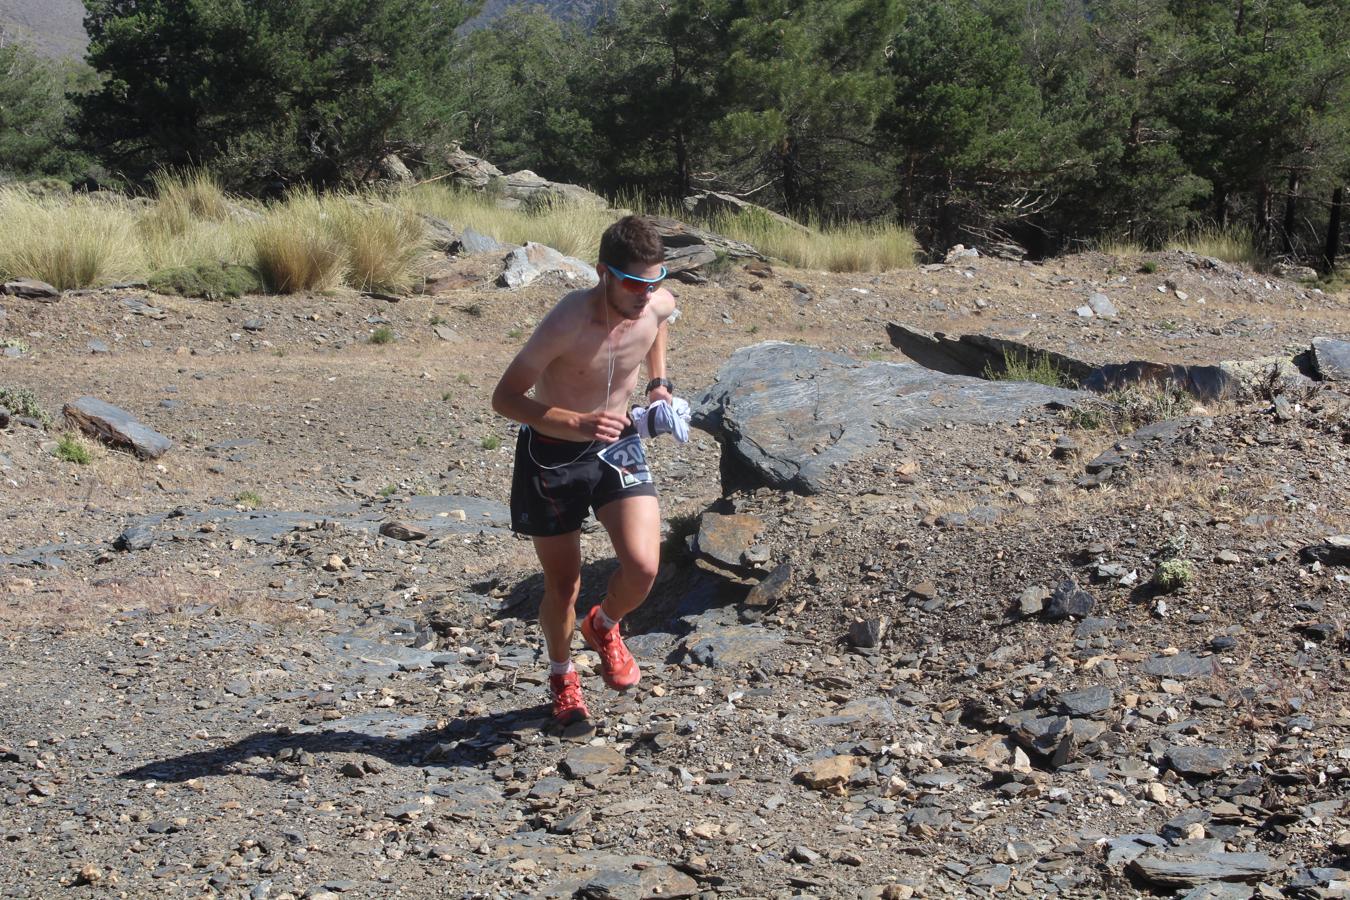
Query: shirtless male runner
491 215 678 725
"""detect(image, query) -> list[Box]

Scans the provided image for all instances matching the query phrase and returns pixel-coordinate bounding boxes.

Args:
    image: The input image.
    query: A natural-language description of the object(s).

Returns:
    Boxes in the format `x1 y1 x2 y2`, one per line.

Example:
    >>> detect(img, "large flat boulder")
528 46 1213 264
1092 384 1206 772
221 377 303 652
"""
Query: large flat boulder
497 170 607 210
694 342 1088 494
63 397 173 459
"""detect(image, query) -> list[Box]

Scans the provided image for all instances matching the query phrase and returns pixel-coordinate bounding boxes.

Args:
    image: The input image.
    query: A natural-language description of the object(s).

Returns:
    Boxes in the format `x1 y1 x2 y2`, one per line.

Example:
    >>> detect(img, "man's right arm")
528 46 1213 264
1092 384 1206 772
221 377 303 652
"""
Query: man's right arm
491 322 627 443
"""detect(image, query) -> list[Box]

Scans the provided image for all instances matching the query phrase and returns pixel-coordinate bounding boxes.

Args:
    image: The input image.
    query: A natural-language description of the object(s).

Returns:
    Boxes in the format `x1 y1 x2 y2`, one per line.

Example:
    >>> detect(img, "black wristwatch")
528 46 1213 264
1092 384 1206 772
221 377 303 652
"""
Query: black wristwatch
645 377 674 394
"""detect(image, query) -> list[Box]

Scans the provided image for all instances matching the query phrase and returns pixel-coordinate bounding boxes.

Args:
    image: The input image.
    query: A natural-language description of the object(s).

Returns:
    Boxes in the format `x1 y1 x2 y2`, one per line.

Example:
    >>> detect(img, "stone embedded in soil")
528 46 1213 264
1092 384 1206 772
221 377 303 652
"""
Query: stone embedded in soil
848 616 889 648
694 341 1089 494
798 755 859 791
682 625 782 668
1142 652 1219 680
63 397 174 460
1127 843 1276 888
560 746 625 780
576 863 698 900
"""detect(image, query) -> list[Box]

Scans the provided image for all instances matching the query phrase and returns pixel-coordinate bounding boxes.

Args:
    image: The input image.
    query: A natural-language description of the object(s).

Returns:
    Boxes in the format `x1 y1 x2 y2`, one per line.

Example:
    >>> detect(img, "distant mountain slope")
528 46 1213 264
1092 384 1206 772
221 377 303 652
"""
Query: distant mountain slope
0 0 87 59
0 0 608 62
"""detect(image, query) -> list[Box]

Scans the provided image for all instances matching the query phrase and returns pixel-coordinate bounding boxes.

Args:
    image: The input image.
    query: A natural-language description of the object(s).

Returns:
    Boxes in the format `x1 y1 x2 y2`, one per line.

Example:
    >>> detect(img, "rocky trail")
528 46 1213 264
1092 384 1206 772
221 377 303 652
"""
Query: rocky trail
1 246 1349 899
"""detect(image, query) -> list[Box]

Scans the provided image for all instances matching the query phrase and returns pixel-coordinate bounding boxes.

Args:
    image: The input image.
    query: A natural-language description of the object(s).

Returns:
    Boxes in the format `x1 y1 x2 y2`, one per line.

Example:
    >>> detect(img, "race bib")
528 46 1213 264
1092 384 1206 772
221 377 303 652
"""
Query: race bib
597 434 653 489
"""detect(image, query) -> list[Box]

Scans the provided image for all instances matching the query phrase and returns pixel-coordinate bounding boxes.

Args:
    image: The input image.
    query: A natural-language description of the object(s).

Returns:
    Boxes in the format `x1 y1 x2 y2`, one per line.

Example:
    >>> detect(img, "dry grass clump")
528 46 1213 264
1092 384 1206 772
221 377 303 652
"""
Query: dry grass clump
139 169 249 270
248 190 347 293
1165 225 1263 268
708 209 918 272
0 186 145 289
324 197 428 293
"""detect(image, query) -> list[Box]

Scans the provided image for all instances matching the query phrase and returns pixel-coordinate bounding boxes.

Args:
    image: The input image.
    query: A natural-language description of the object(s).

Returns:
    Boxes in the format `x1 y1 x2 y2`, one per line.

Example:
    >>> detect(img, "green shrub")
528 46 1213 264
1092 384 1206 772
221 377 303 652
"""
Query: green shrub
481 434 502 450
369 325 396 345
984 350 1071 388
54 433 92 464
148 261 262 299
0 387 50 426
1140 261 1159 274
1152 559 1193 593
235 490 262 509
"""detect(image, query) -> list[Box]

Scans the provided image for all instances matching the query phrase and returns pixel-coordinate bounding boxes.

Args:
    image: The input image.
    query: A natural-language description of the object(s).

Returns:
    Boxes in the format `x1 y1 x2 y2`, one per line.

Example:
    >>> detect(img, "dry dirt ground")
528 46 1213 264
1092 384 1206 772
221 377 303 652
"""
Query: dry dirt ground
0 249 1348 899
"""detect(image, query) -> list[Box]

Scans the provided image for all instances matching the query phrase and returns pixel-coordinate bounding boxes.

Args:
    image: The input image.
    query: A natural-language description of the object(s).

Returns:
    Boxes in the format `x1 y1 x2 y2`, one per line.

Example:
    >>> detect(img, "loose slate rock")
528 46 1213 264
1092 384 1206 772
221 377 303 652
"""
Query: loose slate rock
1166 745 1232 778
1044 579 1095 621
379 521 428 542
63 397 174 459
1057 685 1114 717
745 562 793 608
1301 535 1350 566
696 512 763 569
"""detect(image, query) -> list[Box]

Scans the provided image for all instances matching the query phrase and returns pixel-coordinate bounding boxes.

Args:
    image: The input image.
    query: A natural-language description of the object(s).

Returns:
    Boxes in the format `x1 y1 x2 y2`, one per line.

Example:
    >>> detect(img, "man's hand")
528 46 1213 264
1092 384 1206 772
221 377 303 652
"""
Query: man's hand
575 410 629 443
646 386 673 406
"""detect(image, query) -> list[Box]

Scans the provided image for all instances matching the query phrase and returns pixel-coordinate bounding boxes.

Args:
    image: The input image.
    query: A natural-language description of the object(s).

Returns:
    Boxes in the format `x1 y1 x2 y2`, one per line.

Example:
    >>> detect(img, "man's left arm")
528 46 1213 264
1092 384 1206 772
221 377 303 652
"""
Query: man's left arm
644 297 675 405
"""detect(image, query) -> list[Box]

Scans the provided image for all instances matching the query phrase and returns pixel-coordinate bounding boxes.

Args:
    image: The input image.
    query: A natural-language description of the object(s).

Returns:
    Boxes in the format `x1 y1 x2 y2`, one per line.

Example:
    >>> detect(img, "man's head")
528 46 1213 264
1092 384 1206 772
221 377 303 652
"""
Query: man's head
599 215 664 272
597 215 666 320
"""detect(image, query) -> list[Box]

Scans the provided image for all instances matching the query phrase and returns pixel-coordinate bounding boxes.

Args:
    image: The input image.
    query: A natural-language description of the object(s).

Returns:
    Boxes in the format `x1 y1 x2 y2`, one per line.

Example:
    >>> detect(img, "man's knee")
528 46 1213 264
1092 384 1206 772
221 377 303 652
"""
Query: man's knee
542 571 581 605
618 552 660 589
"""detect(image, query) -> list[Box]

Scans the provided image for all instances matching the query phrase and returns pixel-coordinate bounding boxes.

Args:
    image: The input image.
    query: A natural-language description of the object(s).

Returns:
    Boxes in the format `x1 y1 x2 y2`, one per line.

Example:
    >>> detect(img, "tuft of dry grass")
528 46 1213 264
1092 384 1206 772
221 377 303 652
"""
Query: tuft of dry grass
1165 225 1263 269
248 190 346 293
324 198 428 293
400 183 616 260
708 210 918 273
0 187 145 289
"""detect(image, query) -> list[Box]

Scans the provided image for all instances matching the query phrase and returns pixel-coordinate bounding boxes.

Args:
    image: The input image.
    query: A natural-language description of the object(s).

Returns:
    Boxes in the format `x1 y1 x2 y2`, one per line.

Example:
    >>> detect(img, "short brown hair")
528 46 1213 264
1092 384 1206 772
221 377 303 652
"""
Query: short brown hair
598 215 665 270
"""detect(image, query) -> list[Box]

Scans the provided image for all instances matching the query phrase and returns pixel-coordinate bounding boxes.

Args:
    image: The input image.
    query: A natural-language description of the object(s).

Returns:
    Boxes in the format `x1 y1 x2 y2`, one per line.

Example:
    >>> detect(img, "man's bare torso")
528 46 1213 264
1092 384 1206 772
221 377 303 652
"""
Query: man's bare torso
530 287 675 439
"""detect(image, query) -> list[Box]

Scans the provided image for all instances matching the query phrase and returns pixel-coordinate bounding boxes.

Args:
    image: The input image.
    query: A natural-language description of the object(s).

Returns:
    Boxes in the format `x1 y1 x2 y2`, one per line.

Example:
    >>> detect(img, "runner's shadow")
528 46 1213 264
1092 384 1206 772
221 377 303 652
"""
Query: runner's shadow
118 704 550 784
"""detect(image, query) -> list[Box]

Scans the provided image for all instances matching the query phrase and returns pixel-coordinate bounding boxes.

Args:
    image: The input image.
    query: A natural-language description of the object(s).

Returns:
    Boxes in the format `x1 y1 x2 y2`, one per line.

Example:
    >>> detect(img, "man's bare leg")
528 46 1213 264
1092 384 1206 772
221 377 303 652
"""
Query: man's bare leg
532 531 583 663
595 494 662 619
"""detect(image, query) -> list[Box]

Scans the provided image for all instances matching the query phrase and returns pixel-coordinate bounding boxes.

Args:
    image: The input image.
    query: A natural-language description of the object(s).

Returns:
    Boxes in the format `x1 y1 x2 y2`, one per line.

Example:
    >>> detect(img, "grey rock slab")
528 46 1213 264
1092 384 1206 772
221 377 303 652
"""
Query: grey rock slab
63 397 173 459
1312 337 1350 382
560 745 625 780
695 341 1089 494
1087 293 1118 317
682 625 783 668
1166 745 1233 778
498 242 598 289
745 562 793 608
1127 846 1276 888
1178 884 1254 900
696 512 763 569
115 525 154 552
457 228 506 255
295 710 432 741
1142 652 1219 680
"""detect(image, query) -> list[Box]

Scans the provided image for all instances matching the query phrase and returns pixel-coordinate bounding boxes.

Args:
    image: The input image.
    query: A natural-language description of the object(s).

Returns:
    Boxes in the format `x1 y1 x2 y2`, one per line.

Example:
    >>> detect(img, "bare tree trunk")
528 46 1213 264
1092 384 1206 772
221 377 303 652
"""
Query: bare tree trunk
1324 185 1344 275
1282 171 1300 255
1214 184 1228 226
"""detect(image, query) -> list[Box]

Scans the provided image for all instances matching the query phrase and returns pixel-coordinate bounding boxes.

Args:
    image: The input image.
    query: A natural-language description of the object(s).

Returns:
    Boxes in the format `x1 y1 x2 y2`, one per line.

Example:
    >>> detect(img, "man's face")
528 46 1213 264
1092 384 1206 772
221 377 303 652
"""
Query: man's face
601 261 665 321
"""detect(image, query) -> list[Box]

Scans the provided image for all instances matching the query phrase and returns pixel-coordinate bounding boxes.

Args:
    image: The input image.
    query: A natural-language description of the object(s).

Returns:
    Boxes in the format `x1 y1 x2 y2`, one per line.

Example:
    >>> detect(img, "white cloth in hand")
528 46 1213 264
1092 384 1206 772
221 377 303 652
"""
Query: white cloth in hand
631 397 691 443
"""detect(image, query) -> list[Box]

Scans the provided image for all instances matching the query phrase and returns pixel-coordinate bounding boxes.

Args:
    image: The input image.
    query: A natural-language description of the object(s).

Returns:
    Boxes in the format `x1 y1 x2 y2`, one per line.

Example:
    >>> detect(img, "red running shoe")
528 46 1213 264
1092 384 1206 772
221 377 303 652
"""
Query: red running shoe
549 671 589 725
580 605 641 691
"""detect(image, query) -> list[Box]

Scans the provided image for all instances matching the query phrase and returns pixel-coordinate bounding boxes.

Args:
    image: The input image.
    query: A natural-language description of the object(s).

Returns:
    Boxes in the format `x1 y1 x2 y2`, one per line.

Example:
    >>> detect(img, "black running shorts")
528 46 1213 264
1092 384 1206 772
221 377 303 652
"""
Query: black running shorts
510 424 658 537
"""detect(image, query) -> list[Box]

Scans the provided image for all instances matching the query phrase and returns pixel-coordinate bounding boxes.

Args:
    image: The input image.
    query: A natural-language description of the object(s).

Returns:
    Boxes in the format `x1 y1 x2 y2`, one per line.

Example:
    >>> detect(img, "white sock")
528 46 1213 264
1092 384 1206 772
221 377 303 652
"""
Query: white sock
549 660 574 677
594 606 620 630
